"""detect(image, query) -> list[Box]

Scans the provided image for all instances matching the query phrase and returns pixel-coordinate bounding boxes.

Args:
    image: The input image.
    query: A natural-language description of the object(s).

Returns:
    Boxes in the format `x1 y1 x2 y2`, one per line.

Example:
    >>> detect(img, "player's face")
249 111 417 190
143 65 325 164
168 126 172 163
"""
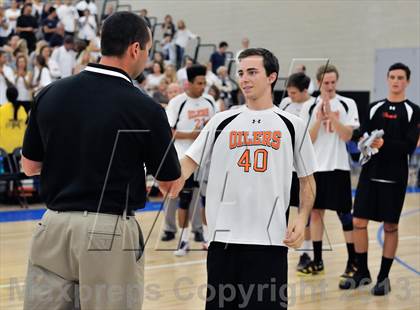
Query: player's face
318 72 337 99
238 56 274 101
387 69 409 95
189 76 206 98
287 86 306 103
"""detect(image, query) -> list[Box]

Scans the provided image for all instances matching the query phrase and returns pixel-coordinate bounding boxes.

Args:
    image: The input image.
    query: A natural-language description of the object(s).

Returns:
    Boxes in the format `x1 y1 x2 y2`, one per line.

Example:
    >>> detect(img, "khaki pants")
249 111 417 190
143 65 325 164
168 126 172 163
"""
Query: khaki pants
23 210 145 310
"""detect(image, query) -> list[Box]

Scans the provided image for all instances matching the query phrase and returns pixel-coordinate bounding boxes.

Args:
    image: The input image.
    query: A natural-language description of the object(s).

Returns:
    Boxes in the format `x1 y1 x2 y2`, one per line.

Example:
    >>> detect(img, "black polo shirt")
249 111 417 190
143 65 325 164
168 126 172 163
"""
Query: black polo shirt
22 63 181 214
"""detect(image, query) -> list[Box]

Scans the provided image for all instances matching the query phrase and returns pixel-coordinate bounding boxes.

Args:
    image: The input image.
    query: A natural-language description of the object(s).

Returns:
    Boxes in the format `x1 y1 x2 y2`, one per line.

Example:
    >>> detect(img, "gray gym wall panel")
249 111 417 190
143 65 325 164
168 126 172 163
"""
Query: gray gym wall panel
374 48 419 105
116 0 419 94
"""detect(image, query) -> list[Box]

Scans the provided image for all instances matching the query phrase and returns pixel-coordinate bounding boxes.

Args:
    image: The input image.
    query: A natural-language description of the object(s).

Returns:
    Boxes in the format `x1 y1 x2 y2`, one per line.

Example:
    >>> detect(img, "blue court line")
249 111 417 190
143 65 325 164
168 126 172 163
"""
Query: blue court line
0 201 164 223
1 189 419 223
376 208 420 276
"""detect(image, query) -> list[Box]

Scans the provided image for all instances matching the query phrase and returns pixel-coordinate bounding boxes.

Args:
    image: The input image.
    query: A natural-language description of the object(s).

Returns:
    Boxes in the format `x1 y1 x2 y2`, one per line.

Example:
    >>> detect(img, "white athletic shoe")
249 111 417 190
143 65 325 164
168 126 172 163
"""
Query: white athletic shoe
174 241 190 256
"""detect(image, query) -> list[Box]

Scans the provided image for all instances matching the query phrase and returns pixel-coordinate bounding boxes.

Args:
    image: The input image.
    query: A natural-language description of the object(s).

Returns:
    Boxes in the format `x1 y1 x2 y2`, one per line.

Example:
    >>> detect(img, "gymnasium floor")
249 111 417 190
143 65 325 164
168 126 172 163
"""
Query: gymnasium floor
0 194 419 309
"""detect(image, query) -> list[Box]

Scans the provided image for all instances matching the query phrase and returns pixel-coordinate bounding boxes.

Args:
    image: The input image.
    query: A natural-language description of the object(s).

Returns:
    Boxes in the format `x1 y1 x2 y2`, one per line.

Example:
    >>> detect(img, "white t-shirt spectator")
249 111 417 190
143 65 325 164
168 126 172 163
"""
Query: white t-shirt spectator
88 1 98 15
16 75 32 101
0 16 11 38
32 67 52 94
176 67 188 85
4 8 20 33
0 65 15 105
57 3 78 33
76 1 88 12
51 45 76 78
48 58 61 80
174 29 196 48
78 15 97 41
146 74 164 90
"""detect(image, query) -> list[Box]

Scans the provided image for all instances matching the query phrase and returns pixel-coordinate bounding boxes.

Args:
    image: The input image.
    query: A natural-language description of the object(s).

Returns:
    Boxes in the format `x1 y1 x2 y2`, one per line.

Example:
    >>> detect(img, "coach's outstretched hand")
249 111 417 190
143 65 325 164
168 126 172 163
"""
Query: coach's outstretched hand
158 176 185 199
283 216 306 249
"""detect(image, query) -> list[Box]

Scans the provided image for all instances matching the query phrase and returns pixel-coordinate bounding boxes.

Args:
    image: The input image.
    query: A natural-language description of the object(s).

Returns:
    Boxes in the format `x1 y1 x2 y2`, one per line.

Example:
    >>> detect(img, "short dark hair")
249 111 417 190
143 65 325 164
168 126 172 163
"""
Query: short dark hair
316 64 339 82
64 35 74 44
388 62 411 80
101 12 150 57
187 64 207 82
219 41 228 48
238 48 279 92
48 7 56 15
287 72 310 92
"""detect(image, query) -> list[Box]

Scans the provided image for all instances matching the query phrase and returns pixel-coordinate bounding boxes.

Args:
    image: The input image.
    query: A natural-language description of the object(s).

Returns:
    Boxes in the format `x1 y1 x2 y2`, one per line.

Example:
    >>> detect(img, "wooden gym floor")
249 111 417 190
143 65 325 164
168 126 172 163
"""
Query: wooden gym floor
0 194 419 309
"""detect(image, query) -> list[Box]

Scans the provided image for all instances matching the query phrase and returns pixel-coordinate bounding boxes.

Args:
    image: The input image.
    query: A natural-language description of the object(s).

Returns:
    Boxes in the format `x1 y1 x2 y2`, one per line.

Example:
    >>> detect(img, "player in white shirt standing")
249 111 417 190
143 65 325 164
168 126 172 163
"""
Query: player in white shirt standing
299 64 360 284
177 48 317 309
165 65 217 256
280 72 316 276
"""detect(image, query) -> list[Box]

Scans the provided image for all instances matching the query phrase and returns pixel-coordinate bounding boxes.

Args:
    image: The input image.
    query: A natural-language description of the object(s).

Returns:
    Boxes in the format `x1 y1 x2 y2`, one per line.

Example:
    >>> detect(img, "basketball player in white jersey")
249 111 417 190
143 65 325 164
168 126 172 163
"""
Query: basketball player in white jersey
165 64 216 256
280 72 316 275
177 48 317 309
300 64 360 284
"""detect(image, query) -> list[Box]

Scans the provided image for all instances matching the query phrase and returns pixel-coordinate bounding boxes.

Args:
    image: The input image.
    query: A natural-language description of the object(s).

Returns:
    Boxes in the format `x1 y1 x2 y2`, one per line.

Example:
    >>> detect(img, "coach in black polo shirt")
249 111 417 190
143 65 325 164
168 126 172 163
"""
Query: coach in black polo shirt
21 12 183 310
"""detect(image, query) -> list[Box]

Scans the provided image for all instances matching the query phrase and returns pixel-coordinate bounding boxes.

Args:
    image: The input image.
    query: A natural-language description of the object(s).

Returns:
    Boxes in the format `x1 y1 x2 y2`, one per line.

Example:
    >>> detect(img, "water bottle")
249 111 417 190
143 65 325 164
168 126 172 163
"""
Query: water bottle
0 156 4 175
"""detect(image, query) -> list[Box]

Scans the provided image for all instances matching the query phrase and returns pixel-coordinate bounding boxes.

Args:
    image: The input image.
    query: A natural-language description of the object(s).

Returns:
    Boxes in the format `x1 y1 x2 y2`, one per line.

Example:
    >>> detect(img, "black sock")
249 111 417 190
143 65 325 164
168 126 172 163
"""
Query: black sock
313 241 322 264
356 252 368 273
377 256 394 282
346 243 356 264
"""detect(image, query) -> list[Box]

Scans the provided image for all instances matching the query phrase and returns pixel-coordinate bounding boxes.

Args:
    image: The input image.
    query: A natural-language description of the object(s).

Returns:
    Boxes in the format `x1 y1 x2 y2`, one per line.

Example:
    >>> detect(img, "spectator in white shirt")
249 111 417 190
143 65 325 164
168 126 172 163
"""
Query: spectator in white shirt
51 36 76 78
76 0 88 17
40 45 61 80
57 0 78 36
174 20 196 69
0 50 15 105
176 56 193 87
78 9 96 43
14 54 33 112
4 0 19 34
146 62 165 93
0 8 11 47
32 54 52 96
88 0 98 17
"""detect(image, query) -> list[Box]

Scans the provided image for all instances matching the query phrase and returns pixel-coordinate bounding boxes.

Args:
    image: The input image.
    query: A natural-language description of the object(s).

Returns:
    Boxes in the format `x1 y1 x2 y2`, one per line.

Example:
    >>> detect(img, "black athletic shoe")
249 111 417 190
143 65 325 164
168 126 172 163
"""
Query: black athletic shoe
161 231 175 241
194 231 205 242
371 278 391 296
312 260 325 275
339 269 372 289
296 253 313 276
340 260 357 278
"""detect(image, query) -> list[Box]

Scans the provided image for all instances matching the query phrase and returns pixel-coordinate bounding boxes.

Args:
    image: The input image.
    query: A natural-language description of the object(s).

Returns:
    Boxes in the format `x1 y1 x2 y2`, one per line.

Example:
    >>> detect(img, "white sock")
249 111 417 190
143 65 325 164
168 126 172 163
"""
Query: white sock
181 227 190 243
203 225 209 242
303 240 312 257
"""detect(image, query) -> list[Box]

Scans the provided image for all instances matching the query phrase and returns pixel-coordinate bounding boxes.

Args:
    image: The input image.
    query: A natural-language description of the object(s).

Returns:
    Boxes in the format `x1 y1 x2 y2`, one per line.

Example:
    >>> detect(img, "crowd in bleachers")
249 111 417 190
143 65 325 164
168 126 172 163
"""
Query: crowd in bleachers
0 1 245 119
0 1 248 203
1 1 419 205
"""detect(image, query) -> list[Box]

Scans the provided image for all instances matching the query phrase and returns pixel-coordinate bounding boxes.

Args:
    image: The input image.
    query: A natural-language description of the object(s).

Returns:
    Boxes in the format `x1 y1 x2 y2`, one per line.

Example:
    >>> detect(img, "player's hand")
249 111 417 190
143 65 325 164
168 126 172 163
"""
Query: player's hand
371 138 384 149
158 176 185 199
283 216 306 249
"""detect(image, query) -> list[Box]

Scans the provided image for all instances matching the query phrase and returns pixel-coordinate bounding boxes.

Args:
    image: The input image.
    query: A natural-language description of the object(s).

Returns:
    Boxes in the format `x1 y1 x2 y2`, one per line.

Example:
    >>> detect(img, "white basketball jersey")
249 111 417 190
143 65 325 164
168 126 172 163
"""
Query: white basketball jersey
186 105 317 246
299 94 360 172
166 93 216 158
